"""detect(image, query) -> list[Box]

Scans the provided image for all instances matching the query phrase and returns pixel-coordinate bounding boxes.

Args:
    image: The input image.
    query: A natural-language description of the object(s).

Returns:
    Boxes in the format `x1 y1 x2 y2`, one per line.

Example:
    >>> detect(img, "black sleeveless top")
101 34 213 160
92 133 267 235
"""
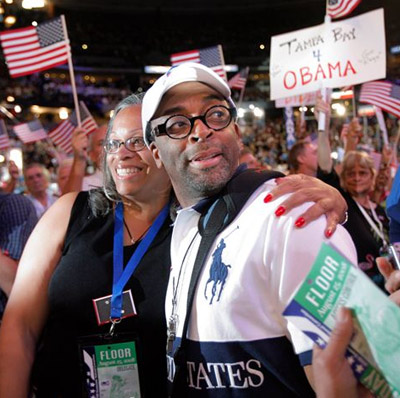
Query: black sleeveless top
32 192 172 397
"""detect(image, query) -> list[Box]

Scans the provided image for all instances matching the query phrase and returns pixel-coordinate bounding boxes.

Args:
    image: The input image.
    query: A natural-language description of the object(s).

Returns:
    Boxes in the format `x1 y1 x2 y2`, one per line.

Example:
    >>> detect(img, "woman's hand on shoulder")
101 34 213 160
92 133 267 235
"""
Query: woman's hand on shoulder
264 174 347 238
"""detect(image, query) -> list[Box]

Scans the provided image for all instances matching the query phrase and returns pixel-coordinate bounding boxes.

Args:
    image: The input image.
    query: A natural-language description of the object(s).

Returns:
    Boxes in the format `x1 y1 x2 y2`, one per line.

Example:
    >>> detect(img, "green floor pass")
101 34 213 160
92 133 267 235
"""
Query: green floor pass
81 340 141 398
283 243 400 398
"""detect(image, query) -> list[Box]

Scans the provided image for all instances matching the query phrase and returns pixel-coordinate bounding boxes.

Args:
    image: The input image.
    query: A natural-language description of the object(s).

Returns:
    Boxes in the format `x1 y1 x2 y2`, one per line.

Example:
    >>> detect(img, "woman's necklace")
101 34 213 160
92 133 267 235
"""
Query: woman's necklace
123 218 151 245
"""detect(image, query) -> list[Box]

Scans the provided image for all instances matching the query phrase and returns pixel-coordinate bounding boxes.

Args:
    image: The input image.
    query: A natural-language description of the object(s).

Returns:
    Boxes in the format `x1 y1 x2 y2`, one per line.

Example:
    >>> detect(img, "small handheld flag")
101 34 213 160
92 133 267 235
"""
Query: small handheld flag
0 16 70 78
170 45 227 80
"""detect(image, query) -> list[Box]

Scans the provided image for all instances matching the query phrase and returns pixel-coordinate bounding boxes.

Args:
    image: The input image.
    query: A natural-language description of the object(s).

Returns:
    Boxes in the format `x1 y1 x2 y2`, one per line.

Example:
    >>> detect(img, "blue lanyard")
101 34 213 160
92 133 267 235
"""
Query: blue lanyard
111 201 169 320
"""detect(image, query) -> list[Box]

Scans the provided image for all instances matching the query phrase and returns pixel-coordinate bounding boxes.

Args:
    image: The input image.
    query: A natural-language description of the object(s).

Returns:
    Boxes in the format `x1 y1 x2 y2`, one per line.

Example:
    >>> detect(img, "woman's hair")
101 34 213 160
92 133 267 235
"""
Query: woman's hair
89 92 145 217
339 150 376 191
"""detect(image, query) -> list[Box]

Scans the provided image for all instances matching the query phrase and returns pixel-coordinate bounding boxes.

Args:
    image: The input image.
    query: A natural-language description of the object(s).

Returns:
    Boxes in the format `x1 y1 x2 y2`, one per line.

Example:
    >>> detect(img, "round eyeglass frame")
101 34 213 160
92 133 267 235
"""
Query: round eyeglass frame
103 137 146 154
152 105 237 140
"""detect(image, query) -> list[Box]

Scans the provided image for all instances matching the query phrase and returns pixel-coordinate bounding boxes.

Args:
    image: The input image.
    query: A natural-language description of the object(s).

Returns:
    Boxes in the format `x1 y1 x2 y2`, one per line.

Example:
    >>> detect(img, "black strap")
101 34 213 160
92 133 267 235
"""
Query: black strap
171 198 228 397
184 198 227 339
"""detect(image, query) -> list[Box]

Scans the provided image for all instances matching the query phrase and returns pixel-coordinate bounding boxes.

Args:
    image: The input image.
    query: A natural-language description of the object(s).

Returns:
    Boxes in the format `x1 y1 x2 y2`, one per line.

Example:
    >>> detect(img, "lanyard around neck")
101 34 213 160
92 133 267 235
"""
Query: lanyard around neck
354 199 387 247
111 201 169 320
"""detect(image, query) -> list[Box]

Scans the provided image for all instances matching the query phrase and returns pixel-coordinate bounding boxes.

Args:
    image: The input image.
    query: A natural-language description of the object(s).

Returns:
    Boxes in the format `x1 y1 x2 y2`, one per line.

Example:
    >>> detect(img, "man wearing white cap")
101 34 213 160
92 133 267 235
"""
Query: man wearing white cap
142 63 356 396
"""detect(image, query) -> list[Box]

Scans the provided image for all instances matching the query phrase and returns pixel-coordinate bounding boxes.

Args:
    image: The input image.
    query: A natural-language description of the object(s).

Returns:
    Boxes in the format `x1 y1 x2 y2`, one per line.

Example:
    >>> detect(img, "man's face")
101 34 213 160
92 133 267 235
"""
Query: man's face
150 82 241 206
240 153 260 169
25 166 48 196
89 125 107 167
299 143 318 174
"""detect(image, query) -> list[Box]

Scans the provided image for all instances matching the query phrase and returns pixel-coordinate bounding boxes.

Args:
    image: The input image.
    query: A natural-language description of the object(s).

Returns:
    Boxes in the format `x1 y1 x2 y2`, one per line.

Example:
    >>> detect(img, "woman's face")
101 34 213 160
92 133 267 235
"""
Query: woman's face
106 105 171 202
343 162 374 196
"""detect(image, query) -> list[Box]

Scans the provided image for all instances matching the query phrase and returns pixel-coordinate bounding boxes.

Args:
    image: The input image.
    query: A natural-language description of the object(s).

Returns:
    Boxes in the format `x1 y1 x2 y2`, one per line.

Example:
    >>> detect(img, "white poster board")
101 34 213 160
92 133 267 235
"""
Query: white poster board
270 9 386 100
275 91 318 108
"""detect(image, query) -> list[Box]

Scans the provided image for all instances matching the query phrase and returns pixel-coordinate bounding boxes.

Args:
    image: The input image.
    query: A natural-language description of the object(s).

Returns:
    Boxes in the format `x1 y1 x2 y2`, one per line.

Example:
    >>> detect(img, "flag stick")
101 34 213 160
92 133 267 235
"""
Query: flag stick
300 96 305 124
237 67 249 109
318 87 327 131
392 121 400 166
0 105 18 124
318 13 332 132
60 15 81 127
352 85 357 118
218 44 228 82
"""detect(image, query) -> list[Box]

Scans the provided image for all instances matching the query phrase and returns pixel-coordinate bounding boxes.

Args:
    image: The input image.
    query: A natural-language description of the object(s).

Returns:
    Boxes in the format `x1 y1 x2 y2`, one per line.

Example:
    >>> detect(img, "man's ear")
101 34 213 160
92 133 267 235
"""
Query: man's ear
149 142 164 169
234 122 241 140
297 152 306 165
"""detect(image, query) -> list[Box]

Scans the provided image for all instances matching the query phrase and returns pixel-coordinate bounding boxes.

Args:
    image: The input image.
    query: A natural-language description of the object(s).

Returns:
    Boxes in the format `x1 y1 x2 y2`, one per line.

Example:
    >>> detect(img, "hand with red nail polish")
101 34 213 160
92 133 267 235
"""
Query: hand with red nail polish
275 206 286 217
265 174 347 237
264 194 273 203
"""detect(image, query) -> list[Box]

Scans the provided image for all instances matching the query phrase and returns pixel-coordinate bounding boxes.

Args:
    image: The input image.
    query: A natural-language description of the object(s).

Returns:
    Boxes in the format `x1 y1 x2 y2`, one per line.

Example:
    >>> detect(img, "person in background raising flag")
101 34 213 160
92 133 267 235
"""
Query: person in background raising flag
0 16 70 78
61 124 107 194
326 0 362 19
170 44 227 80
48 102 98 154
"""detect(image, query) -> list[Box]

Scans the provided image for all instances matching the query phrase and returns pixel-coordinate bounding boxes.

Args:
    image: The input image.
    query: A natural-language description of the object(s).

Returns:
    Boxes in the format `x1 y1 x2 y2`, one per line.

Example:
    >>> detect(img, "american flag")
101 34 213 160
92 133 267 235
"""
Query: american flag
170 45 227 80
359 81 400 119
13 119 47 143
228 67 249 90
48 102 98 154
0 120 10 150
326 0 361 19
0 16 70 78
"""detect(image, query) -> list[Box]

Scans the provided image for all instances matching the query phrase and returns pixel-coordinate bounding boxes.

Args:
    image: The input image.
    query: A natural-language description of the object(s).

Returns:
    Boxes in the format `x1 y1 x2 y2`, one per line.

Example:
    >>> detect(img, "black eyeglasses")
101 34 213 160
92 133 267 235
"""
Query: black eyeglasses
104 136 146 154
151 105 237 140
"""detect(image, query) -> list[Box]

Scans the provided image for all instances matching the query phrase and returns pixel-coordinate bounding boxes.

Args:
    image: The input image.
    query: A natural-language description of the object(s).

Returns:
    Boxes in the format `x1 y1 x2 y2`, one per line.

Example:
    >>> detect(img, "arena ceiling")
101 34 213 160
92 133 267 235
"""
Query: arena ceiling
51 0 324 13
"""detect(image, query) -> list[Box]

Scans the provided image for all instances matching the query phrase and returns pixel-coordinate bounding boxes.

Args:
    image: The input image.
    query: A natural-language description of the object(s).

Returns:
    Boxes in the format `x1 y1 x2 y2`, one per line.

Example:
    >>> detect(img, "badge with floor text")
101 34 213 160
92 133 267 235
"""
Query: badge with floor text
93 290 136 326
80 338 141 398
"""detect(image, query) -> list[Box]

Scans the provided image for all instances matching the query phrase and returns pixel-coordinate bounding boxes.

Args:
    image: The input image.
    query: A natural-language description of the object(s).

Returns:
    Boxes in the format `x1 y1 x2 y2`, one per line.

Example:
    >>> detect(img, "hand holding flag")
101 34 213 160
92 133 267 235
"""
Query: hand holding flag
48 102 98 154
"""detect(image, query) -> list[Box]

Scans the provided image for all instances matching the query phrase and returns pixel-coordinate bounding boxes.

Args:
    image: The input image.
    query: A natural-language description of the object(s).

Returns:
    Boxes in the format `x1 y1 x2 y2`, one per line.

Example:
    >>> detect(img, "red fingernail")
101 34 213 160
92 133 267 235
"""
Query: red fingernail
264 194 273 203
275 206 286 217
325 229 333 238
295 217 305 228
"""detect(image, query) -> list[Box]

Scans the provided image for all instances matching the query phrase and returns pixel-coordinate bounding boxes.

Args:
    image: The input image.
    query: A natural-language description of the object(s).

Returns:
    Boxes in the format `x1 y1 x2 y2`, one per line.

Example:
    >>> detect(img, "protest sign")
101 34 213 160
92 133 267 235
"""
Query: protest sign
270 9 386 100
275 91 318 108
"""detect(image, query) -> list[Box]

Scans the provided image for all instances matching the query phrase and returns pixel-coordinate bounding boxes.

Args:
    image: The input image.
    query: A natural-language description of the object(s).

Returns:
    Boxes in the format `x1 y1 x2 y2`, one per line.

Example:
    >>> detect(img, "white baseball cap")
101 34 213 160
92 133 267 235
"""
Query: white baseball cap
142 62 235 146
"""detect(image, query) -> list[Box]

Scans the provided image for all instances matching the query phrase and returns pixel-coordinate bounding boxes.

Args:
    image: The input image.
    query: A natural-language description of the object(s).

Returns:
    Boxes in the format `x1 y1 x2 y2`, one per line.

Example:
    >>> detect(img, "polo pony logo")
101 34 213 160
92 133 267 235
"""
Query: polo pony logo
204 239 231 304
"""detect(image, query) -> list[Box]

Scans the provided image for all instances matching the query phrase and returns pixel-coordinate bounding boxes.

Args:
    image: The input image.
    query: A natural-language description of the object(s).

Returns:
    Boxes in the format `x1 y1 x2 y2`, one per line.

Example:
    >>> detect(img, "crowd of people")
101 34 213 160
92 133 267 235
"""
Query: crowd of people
0 62 399 397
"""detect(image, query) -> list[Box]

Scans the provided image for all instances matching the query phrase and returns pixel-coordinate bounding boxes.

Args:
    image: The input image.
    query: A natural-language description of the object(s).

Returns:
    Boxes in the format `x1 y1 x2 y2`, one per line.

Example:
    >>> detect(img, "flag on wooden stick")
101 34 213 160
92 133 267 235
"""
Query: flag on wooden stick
228 67 249 90
48 102 98 154
360 81 400 119
0 16 70 78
